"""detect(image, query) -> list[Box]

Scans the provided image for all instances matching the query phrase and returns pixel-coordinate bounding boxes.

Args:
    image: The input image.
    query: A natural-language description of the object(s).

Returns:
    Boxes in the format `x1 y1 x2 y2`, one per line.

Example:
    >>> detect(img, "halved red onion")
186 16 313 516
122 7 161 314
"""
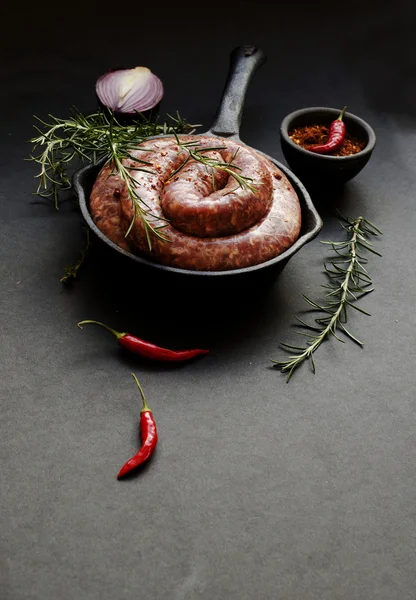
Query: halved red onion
96 67 164 114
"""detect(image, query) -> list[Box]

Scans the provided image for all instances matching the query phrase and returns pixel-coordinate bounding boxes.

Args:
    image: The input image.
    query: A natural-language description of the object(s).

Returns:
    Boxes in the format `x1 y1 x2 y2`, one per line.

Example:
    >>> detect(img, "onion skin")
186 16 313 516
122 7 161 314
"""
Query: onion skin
96 66 164 119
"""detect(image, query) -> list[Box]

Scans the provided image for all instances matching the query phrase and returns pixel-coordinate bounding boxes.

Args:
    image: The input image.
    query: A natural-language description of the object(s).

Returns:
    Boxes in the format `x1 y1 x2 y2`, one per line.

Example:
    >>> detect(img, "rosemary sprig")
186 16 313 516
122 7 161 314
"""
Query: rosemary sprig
171 134 257 193
60 227 91 284
29 108 196 246
272 215 382 382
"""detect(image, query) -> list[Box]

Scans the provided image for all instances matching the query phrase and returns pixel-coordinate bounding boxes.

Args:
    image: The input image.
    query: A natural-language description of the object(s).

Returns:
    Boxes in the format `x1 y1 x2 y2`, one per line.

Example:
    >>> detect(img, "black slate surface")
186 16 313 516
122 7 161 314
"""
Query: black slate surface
2 1 416 599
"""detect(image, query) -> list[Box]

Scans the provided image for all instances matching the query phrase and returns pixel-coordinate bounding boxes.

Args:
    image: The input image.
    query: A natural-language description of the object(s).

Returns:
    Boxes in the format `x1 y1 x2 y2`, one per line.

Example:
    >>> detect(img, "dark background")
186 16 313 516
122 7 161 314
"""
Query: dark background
2 1 416 599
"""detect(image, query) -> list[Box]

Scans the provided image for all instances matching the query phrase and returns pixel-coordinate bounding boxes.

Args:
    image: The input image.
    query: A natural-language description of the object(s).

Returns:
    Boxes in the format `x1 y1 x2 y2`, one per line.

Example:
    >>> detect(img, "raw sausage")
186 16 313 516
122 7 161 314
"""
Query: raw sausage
90 135 301 271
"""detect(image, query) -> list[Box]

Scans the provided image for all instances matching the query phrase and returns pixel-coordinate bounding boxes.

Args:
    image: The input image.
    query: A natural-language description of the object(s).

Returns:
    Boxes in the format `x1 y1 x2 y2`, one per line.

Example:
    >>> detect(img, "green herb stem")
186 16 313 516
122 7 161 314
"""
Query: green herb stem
172 135 257 194
60 227 91 284
29 108 197 245
272 215 382 382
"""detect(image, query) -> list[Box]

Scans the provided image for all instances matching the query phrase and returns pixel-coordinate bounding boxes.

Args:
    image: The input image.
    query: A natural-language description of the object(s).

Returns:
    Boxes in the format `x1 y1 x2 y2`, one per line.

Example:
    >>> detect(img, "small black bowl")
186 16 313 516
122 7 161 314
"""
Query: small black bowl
280 107 376 187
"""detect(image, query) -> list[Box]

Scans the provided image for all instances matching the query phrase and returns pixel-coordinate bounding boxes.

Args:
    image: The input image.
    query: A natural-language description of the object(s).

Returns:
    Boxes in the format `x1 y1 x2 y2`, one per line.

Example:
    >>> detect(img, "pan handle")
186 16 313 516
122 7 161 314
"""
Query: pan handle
208 46 266 138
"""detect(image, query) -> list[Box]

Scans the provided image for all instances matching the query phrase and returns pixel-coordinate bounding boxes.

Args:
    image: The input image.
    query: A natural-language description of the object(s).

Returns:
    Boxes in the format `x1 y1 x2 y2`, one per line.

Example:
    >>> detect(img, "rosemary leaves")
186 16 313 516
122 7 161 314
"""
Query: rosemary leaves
29 108 258 250
29 109 196 246
171 135 257 193
60 228 91 284
272 215 382 382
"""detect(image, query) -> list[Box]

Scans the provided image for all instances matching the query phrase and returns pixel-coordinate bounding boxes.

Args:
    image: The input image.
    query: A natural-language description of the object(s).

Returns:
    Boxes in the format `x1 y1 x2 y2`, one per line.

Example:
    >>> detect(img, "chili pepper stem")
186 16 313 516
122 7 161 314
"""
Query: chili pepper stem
338 106 347 121
131 373 152 413
77 319 126 340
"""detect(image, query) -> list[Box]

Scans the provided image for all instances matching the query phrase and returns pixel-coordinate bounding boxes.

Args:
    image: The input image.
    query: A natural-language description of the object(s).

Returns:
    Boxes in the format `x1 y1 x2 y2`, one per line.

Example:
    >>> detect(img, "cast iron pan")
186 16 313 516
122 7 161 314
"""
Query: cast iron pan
74 46 323 283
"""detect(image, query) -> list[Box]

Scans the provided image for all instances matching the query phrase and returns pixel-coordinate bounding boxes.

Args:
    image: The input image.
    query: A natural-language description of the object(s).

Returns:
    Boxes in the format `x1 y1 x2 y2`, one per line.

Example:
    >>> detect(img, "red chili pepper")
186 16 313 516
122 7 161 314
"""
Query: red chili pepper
308 106 347 154
117 374 158 479
77 320 209 362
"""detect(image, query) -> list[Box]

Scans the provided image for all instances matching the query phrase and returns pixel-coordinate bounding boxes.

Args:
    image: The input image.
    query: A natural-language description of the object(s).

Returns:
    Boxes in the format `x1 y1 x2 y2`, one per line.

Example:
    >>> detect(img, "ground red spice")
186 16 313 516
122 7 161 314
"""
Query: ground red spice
289 124 366 156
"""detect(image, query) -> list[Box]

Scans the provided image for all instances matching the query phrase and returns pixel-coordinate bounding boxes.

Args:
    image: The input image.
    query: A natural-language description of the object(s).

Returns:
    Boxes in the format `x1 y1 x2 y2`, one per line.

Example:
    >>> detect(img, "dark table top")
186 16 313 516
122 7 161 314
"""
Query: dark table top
2 1 416 599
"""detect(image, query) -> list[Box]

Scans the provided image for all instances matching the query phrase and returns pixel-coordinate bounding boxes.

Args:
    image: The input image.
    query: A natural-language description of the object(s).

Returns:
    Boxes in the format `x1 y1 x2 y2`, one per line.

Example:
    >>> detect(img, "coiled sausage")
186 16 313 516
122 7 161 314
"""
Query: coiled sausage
90 135 301 271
